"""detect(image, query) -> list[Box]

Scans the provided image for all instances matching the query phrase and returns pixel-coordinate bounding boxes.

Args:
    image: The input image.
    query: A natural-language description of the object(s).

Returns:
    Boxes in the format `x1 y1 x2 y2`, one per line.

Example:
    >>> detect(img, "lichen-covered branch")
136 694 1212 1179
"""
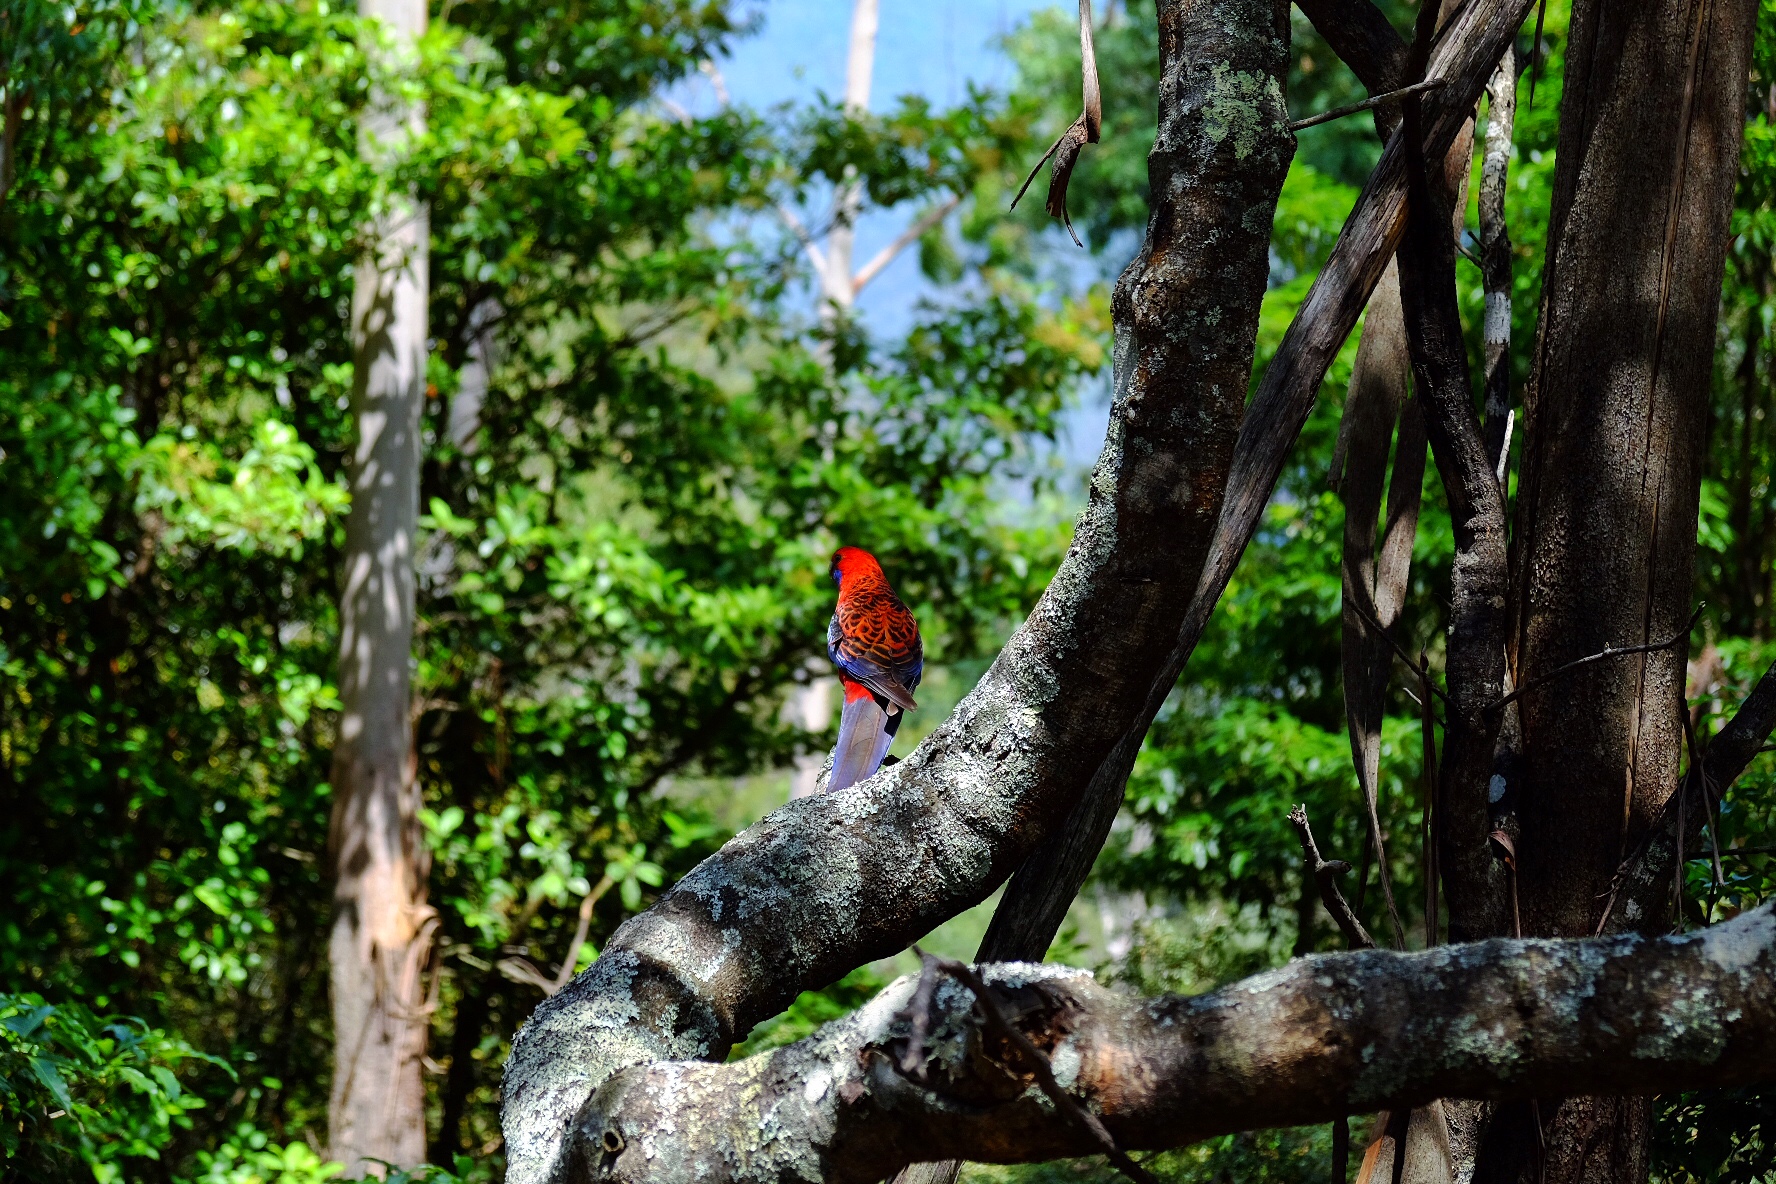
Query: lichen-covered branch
497 1 1295 1178
567 906 1776 1184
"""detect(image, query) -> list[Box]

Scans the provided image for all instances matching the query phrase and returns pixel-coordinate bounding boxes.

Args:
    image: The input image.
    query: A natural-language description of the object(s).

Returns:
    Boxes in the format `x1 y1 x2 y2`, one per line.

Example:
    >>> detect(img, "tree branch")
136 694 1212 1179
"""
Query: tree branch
498 1 1295 1177
851 195 962 295
1393 0 1514 942
1486 605 1703 717
567 906 1776 1183
973 0 1534 1013
1289 804 1376 949
1293 0 1409 94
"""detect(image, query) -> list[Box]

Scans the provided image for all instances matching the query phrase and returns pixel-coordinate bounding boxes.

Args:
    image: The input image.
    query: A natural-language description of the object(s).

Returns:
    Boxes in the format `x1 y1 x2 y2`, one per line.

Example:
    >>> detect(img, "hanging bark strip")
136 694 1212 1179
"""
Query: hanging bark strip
1010 0 1101 244
1335 260 1417 950
1479 45 1517 477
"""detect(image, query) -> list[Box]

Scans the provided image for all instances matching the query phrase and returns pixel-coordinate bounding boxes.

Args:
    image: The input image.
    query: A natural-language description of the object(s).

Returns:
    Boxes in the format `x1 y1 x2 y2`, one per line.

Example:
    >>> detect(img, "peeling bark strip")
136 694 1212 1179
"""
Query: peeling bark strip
1337 260 1417 950
499 2 1295 1179
567 907 1776 1183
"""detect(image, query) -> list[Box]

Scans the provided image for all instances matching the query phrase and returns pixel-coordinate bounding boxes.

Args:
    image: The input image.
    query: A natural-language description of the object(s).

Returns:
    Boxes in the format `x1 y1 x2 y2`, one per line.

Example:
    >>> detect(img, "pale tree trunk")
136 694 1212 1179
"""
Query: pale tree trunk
328 0 435 1173
1494 0 1759 1178
820 0 879 315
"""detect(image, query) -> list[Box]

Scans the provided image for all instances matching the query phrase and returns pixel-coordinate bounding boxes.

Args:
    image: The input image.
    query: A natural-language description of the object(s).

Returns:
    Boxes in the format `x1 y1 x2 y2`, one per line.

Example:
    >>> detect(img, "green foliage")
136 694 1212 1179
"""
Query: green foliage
1 0 1099 1172
181 1125 346 1184
728 965 893 1061
11 0 1776 1177
0 993 220 1182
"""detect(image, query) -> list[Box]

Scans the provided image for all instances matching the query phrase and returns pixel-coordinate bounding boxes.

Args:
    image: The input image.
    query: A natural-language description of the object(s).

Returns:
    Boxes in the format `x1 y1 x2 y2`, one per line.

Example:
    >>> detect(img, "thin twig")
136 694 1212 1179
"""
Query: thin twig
1288 805 1376 949
909 949 1160 1184
1682 708 1725 890
893 954 942 1080
852 194 962 293
1289 79 1450 132
1487 605 1704 716
551 874 614 993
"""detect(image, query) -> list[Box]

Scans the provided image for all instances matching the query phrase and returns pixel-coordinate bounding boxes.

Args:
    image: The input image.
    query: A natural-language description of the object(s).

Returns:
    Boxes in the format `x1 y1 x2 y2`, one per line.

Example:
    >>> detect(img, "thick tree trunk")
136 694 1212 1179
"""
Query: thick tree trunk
1500 0 1758 1177
328 0 434 1173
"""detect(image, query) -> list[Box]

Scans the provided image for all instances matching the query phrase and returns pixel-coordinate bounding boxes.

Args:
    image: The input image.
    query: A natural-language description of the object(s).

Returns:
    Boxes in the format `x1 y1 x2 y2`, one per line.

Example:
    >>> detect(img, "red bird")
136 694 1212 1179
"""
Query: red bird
826 546 923 793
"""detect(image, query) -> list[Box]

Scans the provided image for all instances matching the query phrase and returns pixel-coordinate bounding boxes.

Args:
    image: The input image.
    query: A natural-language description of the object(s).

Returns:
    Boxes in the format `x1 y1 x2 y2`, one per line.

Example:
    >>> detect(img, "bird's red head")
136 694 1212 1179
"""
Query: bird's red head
829 546 883 588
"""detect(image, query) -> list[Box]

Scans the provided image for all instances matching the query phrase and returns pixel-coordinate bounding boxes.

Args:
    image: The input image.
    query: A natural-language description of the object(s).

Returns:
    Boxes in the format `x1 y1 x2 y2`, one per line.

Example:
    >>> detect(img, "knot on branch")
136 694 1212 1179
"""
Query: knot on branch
887 949 1159 1184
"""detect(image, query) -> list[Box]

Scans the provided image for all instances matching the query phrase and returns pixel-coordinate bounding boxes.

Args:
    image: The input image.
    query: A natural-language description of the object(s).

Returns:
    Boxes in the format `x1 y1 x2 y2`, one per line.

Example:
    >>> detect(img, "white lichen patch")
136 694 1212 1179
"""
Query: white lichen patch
1634 984 1728 1064
983 962 1093 990
1699 903 1775 974
1050 1039 1083 1090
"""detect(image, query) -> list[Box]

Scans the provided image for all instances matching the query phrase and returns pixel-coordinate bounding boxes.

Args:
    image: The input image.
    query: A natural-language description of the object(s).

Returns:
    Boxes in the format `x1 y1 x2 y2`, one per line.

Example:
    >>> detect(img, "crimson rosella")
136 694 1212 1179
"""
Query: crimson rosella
825 546 923 793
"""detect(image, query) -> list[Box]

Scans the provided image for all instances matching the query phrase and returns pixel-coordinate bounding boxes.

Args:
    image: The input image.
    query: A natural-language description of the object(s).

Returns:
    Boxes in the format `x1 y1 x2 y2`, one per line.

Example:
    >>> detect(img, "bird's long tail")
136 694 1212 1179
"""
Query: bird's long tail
828 680 899 793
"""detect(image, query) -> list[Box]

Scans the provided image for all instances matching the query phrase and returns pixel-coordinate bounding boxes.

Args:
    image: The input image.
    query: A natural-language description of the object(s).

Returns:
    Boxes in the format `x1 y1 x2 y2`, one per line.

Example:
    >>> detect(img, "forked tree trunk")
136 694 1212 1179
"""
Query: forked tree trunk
327 0 434 1173
1494 0 1758 1178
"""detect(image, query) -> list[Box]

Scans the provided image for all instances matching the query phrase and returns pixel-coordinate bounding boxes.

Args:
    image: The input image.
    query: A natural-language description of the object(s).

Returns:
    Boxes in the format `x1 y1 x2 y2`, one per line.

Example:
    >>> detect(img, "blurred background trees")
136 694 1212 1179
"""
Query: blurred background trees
4 0 1776 1180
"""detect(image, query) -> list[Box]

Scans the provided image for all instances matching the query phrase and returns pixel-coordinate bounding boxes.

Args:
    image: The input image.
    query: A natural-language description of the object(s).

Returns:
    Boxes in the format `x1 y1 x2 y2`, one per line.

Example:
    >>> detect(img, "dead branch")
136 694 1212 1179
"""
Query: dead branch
1290 79 1448 132
1289 805 1376 949
1486 606 1704 716
1011 0 1102 245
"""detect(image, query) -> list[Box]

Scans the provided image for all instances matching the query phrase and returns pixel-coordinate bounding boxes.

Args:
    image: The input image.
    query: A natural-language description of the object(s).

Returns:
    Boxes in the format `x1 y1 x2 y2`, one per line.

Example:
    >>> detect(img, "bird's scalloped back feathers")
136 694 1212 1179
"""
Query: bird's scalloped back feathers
827 548 923 712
